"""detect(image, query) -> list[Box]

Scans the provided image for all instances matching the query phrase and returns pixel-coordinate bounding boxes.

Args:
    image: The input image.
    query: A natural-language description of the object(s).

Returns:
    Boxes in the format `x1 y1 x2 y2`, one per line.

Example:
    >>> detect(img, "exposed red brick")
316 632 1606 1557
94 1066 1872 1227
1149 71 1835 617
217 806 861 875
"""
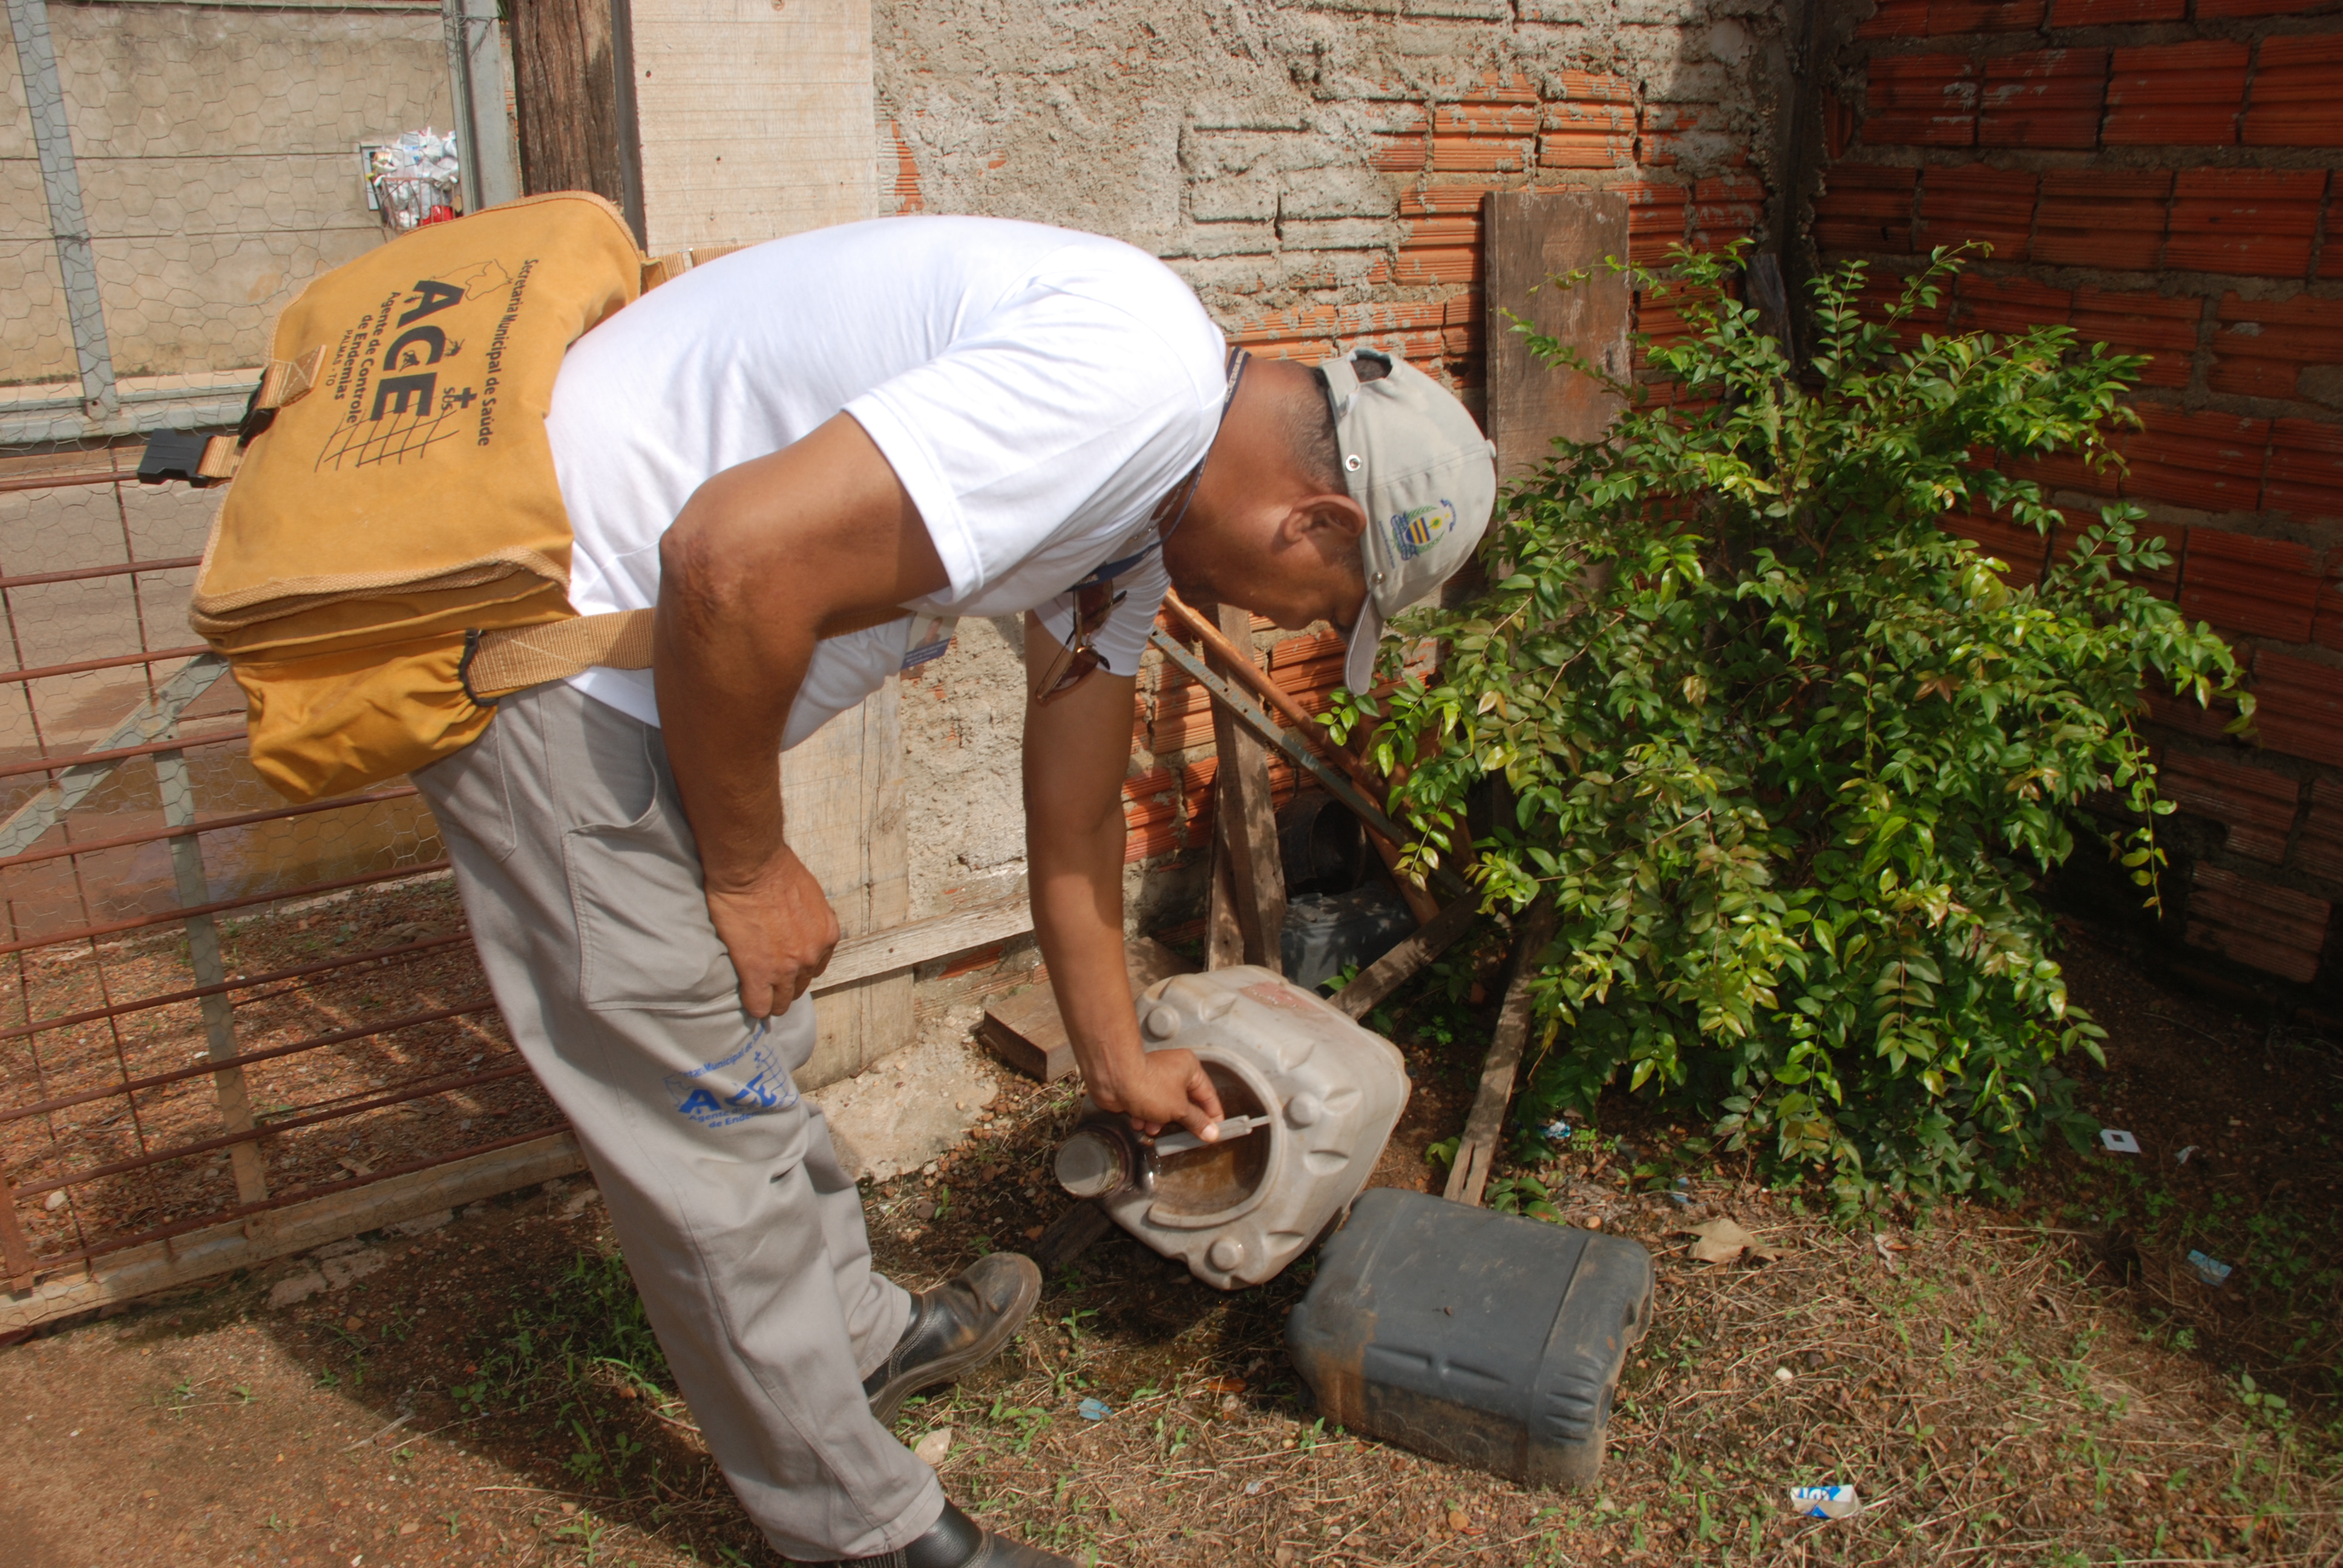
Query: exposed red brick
2178 527 2323 642
1398 185 1490 217
2270 419 2343 526
1429 136 1532 174
2244 36 2343 149
1824 92 1857 161
1539 91 1633 168
2210 295 2343 402
1432 105 1539 136
2102 41 2248 147
883 120 925 214
2160 749 2300 862
2295 779 2343 886
1271 629 1347 670
1394 246 1481 285
1554 72 1636 105
1443 71 1541 105
1917 165 2037 258
1372 134 1429 173
1610 180 1692 266
2196 0 2328 12
1402 215 1480 249
1930 0 2047 31
2034 169 2169 270
1979 50 2108 151
2047 0 2181 19
1856 0 1932 38
1942 508 2053 586
1956 272 2071 335
1863 55 1980 148
1639 103 1717 169
2251 648 2343 769
1690 175 1765 251
1812 164 1916 253
2185 861 2328 983
2122 405 2271 515
2065 288 2196 390
2165 169 2326 279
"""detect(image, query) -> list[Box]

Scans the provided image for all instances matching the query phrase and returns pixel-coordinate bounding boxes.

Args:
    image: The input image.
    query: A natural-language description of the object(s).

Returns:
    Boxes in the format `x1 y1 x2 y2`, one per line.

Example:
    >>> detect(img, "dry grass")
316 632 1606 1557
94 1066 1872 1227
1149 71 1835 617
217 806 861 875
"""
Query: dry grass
856 1077 2343 1568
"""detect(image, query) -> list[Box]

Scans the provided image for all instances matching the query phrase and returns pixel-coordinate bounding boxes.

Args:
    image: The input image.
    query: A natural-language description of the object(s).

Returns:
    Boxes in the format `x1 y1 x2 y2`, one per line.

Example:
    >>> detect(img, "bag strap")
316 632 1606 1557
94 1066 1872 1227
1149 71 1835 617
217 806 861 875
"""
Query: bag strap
464 609 653 702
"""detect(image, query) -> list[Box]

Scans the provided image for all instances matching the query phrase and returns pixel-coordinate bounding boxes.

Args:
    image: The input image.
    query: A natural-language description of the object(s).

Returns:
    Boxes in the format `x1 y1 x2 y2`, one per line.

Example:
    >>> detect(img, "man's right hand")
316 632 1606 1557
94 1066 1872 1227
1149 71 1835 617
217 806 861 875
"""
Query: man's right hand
704 846 840 1018
1088 1047 1226 1142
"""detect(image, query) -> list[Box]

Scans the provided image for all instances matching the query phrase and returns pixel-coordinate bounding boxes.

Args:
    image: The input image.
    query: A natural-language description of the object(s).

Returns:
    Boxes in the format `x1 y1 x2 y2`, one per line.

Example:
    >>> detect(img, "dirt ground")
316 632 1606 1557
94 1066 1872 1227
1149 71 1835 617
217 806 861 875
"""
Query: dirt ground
4 924 2341 1567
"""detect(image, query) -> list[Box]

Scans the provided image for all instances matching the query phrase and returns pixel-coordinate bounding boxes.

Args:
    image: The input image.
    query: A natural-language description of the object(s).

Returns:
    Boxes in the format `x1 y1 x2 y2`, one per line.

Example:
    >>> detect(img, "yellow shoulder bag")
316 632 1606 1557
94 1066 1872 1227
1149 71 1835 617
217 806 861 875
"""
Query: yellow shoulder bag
188 192 723 803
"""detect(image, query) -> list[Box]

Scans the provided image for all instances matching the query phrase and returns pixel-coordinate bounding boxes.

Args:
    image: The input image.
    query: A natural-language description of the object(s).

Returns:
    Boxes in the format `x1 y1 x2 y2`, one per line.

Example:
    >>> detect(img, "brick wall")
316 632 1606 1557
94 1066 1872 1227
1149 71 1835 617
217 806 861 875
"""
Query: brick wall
1812 0 2343 993
873 1 1787 884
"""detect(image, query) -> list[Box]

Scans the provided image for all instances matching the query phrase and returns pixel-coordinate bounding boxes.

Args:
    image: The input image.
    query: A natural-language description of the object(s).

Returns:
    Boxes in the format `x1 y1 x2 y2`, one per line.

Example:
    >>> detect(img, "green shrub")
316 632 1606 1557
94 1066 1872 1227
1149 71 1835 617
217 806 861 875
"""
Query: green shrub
1334 244 2247 1207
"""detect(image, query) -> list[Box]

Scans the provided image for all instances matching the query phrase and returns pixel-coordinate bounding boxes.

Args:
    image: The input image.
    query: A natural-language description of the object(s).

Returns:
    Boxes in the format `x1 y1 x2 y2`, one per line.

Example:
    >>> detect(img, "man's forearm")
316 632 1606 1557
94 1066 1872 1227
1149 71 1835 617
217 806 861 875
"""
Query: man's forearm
652 508 808 890
1027 805 1149 1097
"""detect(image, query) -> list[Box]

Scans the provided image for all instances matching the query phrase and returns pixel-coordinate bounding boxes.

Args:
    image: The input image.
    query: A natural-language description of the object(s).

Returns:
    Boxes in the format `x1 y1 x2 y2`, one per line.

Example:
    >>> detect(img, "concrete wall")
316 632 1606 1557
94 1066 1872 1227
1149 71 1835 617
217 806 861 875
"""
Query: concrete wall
878 0 1792 941
1806 0 2343 996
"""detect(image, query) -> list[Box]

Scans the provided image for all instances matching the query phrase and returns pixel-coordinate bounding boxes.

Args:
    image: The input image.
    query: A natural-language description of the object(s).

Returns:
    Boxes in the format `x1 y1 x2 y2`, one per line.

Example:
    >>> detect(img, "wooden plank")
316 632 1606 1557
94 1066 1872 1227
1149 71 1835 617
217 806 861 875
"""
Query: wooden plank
1484 191 1633 483
509 0 641 234
1443 895 1558 1208
979 937 1194 1083
789 679 913 1091
628 0 876 253
1205 832 1244 972
0 1134 585 1334
1205 603 1286 972
1331 892 1480 1021
812 892 1033 992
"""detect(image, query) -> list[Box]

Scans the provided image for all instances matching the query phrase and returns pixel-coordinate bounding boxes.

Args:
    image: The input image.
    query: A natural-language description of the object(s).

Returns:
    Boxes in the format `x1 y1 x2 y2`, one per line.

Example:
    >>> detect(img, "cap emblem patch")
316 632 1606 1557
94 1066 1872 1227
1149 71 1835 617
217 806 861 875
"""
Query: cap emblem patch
1388 500 1457 562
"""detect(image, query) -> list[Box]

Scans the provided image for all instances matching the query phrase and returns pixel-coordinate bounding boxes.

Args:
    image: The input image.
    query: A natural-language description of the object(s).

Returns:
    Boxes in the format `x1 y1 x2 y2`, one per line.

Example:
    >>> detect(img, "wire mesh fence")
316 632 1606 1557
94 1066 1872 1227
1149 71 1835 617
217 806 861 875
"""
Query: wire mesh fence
1 0 547 1298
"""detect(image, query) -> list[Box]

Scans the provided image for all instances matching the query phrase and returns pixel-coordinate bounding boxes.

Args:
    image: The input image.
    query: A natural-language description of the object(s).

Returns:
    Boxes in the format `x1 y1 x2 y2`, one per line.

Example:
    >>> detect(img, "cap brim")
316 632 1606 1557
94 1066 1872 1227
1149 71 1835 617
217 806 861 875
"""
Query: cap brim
1343 596 1386 693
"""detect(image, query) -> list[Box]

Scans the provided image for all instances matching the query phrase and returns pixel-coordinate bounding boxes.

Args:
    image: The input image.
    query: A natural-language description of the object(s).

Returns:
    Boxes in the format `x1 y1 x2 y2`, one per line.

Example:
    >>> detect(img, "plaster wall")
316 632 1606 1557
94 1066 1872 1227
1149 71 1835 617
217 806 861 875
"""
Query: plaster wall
880 0 1792 946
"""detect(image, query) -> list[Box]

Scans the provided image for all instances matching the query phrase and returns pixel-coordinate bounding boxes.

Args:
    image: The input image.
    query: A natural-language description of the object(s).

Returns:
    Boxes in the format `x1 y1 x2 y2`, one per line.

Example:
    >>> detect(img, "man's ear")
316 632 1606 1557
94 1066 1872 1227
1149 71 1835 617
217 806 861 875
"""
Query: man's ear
1282 493 1369 552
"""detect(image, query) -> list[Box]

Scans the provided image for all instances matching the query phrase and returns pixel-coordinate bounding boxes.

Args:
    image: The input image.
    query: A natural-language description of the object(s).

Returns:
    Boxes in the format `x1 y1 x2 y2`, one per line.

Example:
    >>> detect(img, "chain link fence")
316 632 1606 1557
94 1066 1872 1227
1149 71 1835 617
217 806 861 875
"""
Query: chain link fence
1 0 546 1310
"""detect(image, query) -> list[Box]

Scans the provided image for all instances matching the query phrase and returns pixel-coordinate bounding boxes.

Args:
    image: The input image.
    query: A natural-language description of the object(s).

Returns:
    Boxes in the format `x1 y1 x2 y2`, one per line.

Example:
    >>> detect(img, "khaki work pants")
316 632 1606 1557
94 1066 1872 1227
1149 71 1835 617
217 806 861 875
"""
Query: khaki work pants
415 681 941 1561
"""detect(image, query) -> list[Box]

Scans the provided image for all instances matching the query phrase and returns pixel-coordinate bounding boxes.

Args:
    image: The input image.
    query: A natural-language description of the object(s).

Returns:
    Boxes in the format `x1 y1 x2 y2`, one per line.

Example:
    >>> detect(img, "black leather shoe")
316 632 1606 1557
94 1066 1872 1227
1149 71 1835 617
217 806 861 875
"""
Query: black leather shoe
811 1500 1073 1566
863 1253 1041 1425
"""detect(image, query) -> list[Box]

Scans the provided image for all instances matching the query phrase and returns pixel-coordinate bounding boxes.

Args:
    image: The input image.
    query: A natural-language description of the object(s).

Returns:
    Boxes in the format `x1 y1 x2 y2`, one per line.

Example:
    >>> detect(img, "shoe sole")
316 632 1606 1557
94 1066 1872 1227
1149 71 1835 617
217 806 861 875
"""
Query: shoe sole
868 1254 1043 1427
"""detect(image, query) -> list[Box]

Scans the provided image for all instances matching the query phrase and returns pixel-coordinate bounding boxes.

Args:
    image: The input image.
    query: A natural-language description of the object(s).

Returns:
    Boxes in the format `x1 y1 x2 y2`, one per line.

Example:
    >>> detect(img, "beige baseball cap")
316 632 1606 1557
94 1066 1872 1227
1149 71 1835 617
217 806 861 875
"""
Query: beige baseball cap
1322 348 1499 692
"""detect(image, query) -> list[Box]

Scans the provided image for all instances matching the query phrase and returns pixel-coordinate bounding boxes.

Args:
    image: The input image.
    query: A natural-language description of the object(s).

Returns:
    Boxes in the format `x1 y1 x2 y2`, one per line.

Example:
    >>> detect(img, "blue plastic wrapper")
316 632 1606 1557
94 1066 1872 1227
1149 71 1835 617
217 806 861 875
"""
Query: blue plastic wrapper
1077 1397 1112 1421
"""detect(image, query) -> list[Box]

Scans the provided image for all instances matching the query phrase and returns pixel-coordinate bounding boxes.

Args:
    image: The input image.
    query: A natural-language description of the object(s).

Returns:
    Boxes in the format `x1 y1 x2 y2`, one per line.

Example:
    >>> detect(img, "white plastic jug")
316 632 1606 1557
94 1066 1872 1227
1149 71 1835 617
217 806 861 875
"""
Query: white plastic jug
1057 964 1411 1289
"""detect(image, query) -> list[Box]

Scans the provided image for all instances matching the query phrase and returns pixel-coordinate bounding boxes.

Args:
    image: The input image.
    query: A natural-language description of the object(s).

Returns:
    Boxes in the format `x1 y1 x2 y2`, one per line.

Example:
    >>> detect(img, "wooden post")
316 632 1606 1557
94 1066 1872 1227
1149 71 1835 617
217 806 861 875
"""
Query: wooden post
508 0 645 239
1483 191 1633 484
625 0 877 252
1204 604 1286 973
1444 895 1559 1208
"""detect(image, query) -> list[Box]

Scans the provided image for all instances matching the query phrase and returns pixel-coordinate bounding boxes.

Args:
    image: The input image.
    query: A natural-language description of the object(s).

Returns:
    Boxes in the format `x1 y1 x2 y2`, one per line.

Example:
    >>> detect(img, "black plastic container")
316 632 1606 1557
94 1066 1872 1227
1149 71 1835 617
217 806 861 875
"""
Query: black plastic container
1280 883 1415 989
1285 1188 1653 1485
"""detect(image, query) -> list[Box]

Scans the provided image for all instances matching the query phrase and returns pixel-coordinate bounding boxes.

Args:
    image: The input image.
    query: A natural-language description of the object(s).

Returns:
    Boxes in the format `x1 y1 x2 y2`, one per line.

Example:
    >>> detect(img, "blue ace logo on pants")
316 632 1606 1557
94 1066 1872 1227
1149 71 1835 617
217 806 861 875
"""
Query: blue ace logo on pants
664 1023 799 1129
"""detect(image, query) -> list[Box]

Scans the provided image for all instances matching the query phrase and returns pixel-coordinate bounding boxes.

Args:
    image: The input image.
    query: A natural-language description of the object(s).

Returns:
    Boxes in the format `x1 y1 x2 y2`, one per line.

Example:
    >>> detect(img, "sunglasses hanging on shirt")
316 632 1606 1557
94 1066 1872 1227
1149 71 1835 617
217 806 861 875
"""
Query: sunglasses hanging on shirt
1030 347 1250 707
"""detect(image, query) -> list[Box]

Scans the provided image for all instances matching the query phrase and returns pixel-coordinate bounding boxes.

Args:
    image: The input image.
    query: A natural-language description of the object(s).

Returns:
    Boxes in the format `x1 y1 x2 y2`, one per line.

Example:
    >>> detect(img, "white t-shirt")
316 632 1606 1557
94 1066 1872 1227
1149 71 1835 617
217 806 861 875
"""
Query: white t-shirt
546 216 1228 748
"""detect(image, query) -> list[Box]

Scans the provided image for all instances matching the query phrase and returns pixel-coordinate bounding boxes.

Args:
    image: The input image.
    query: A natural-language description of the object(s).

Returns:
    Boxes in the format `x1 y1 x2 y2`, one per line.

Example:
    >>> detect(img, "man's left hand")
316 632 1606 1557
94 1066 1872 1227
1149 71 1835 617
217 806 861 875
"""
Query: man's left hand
704 845 840 1018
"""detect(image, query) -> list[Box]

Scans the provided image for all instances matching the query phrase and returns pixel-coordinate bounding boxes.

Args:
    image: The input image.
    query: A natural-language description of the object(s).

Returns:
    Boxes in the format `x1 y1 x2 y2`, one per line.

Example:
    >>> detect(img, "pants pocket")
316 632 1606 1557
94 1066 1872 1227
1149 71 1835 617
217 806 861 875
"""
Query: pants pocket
414 708 519 864
566 776 743 1015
